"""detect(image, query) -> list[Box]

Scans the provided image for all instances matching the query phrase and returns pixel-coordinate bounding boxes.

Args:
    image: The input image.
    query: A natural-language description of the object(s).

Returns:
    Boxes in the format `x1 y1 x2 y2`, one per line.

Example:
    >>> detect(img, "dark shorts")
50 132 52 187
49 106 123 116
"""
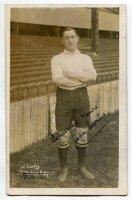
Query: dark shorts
55 86 90 131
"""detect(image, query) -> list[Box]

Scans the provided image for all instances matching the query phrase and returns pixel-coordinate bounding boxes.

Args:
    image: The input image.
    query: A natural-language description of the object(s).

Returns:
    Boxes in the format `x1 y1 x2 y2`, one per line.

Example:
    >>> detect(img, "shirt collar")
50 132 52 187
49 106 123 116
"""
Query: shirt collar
63 49 80 54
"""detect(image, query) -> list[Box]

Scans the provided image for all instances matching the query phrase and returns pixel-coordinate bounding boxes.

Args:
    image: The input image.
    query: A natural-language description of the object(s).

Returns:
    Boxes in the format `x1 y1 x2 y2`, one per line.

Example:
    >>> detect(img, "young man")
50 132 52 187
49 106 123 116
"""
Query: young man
51 27 97 182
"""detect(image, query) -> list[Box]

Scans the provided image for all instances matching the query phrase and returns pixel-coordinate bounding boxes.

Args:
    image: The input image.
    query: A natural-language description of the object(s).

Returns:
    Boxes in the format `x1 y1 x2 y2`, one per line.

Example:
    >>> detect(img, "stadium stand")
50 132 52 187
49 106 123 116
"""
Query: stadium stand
10 35 119 87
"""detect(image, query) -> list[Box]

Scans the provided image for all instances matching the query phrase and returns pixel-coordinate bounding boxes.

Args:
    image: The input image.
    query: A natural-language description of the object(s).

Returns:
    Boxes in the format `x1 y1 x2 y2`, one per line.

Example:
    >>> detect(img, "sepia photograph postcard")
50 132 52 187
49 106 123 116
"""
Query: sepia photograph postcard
6 4 127 195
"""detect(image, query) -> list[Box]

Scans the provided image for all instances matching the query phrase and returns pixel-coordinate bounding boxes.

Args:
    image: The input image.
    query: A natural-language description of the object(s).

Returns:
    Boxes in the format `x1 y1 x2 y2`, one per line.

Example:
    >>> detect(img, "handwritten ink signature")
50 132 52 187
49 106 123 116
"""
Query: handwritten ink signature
72 131 88 142
85 113 106 130
72 113 106 142
80 105 98 118
75 121 110 148
51 105 106 144
51 121 78 143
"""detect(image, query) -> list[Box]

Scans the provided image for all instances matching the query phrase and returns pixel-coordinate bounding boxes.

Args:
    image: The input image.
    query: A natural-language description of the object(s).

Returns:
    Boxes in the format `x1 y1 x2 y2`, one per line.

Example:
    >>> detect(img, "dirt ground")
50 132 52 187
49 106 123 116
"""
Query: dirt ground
10 112 119 188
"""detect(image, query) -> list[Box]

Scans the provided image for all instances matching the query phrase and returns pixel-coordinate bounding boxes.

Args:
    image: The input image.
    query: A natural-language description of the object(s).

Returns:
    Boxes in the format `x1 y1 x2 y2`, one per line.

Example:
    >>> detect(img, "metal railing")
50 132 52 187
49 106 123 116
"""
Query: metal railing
10 71 119 102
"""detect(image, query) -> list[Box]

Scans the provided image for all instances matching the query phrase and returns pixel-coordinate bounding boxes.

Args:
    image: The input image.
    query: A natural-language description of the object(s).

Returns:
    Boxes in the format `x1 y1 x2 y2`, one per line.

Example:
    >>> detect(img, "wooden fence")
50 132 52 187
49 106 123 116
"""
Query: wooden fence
10 96 49 153
10 73 119 153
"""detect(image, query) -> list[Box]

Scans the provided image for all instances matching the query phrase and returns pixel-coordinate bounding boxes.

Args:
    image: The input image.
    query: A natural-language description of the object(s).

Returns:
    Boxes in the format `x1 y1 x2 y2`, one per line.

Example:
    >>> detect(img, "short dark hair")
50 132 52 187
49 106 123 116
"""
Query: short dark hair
62 27 79 37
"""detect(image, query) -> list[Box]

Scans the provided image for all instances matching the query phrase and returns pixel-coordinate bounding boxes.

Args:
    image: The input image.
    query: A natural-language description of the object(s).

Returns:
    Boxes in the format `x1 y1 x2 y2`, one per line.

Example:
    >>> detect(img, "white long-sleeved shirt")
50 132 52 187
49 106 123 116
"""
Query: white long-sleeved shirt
51 49 97 90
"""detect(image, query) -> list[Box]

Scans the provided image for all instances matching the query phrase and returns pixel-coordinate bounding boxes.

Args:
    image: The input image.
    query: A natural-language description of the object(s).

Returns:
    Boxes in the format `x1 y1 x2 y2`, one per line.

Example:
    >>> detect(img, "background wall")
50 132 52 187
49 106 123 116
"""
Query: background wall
11 8 119 31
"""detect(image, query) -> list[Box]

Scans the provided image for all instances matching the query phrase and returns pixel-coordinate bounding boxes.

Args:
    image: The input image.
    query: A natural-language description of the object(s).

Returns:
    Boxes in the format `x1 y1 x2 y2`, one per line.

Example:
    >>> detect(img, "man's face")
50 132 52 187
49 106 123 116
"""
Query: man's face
62 30 79 52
